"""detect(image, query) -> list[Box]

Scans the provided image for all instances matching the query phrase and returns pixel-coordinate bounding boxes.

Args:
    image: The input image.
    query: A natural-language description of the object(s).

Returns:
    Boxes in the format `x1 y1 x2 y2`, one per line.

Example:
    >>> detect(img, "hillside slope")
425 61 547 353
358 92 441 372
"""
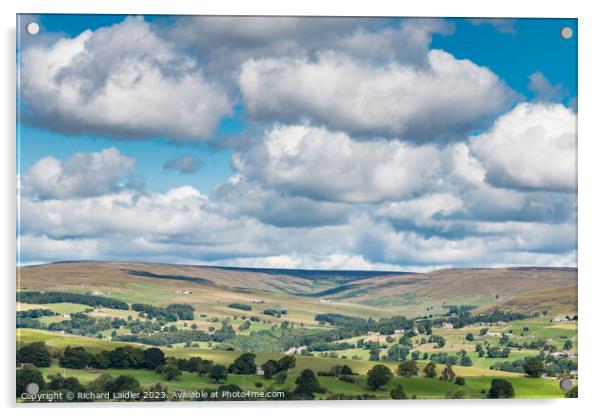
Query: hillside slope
479 284 577 315
316 267 577 312
17 262 577 319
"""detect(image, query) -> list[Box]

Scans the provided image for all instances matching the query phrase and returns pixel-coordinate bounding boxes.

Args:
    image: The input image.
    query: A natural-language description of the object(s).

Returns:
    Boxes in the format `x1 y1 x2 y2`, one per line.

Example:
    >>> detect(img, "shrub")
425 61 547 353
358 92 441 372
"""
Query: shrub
228 353 257 375
274 371 288 384
397 360 418 377
294 369 321 399
209 365 228 383
339 374 355 383
565 385 578 398
441 364 456 382
487 379 515 398
59 346 94 369
524 357 545 378
366 364 393 390
423 362 437 378
143 347 166 370
446 389 467 399
16 367 45 396
157 364 182 381
460 355 473 366
390 385 407 400
17 342 52 367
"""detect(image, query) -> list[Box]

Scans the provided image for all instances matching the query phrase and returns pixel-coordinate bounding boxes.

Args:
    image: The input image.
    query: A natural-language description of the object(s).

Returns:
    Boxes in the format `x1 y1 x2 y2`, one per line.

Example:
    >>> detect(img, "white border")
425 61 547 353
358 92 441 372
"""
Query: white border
2 1 600 415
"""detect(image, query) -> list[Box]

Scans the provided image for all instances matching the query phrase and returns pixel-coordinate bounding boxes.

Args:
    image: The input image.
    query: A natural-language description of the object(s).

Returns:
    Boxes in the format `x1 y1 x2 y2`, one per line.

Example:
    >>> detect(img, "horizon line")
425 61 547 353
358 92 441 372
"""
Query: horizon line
16 259 578 274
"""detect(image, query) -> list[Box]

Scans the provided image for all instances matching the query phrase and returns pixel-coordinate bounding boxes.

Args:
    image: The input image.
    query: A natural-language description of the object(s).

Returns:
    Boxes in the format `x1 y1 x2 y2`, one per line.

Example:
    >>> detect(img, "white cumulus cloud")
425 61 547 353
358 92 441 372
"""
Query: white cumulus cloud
167 17 453 80
471 102 576 191
233 124 445 203
240 49 515 142
20 16 232 141
22 147 137 199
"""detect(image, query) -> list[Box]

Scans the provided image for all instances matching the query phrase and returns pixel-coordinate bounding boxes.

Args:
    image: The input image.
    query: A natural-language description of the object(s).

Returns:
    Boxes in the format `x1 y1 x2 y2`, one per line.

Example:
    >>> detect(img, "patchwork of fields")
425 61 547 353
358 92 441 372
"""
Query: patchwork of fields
16 262 577 402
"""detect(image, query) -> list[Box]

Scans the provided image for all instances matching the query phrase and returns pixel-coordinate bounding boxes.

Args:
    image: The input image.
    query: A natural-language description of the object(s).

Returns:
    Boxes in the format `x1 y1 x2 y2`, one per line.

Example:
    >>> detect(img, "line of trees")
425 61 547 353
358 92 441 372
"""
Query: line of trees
114 330 211 346
113 322 237 346
17 309 57 319
131 303 194 321
17 308 61 330
262 309 287 318
228 303 252 311
17 342 523 401
17 291 129 310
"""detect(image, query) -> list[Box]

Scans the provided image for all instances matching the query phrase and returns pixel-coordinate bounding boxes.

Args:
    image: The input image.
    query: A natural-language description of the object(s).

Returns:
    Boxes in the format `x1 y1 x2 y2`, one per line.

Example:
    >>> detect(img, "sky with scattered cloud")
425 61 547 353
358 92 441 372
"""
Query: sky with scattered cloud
17 15 577 271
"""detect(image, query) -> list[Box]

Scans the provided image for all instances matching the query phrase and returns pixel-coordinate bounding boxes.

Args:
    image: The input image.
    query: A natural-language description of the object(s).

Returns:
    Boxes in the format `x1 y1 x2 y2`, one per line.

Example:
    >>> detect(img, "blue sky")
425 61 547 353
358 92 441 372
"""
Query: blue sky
17 15 578 270
433 18 577 103
18 117 240 195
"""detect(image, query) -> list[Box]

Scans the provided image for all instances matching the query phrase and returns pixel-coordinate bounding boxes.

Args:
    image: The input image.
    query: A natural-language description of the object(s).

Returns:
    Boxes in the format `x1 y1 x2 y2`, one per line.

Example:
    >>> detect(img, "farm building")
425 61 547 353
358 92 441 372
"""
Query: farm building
285 347 306 355
552 317 570 323
550 352 576 359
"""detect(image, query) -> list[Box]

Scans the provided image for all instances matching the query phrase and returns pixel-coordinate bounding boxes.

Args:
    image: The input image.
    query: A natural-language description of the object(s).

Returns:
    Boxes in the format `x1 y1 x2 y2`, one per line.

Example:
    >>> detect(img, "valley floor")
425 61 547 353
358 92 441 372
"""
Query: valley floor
17 329 567 400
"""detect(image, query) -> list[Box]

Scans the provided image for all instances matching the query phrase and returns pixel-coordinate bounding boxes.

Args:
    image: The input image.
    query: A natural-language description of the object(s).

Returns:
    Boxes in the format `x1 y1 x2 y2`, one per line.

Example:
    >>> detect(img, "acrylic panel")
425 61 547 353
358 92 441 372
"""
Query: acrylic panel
16 15 577 403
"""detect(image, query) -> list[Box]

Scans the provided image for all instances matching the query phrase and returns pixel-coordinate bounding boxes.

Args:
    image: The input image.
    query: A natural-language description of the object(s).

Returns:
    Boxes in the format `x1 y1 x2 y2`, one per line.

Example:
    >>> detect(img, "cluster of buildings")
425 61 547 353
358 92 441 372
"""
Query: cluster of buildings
467 321 508 327
284 346 306 355
441 321 508 329
549 351 577 359
485 332 516 338
552 317 573 323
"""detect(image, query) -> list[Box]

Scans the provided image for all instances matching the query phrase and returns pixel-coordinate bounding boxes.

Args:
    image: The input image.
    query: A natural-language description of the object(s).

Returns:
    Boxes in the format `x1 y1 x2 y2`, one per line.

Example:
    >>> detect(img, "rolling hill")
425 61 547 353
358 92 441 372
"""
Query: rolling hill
479 284 577 315
17 262 577 320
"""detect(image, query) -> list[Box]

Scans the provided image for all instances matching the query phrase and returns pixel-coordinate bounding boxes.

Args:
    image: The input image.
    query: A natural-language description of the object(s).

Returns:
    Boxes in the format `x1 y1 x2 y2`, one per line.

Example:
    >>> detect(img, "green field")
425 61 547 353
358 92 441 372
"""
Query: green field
16 262 577 402
18 302 90 315
35 360 564 399
18 328 524 379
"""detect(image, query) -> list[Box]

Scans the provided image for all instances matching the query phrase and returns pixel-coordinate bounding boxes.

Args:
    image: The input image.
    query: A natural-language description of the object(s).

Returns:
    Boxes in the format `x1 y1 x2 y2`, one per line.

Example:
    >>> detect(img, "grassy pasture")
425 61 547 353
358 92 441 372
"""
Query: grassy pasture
303 314 578 374
37 316 68 325
17 302 90 315
15 262 577 401
17 329 519 378
87 308 136 320
35 361 564 400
